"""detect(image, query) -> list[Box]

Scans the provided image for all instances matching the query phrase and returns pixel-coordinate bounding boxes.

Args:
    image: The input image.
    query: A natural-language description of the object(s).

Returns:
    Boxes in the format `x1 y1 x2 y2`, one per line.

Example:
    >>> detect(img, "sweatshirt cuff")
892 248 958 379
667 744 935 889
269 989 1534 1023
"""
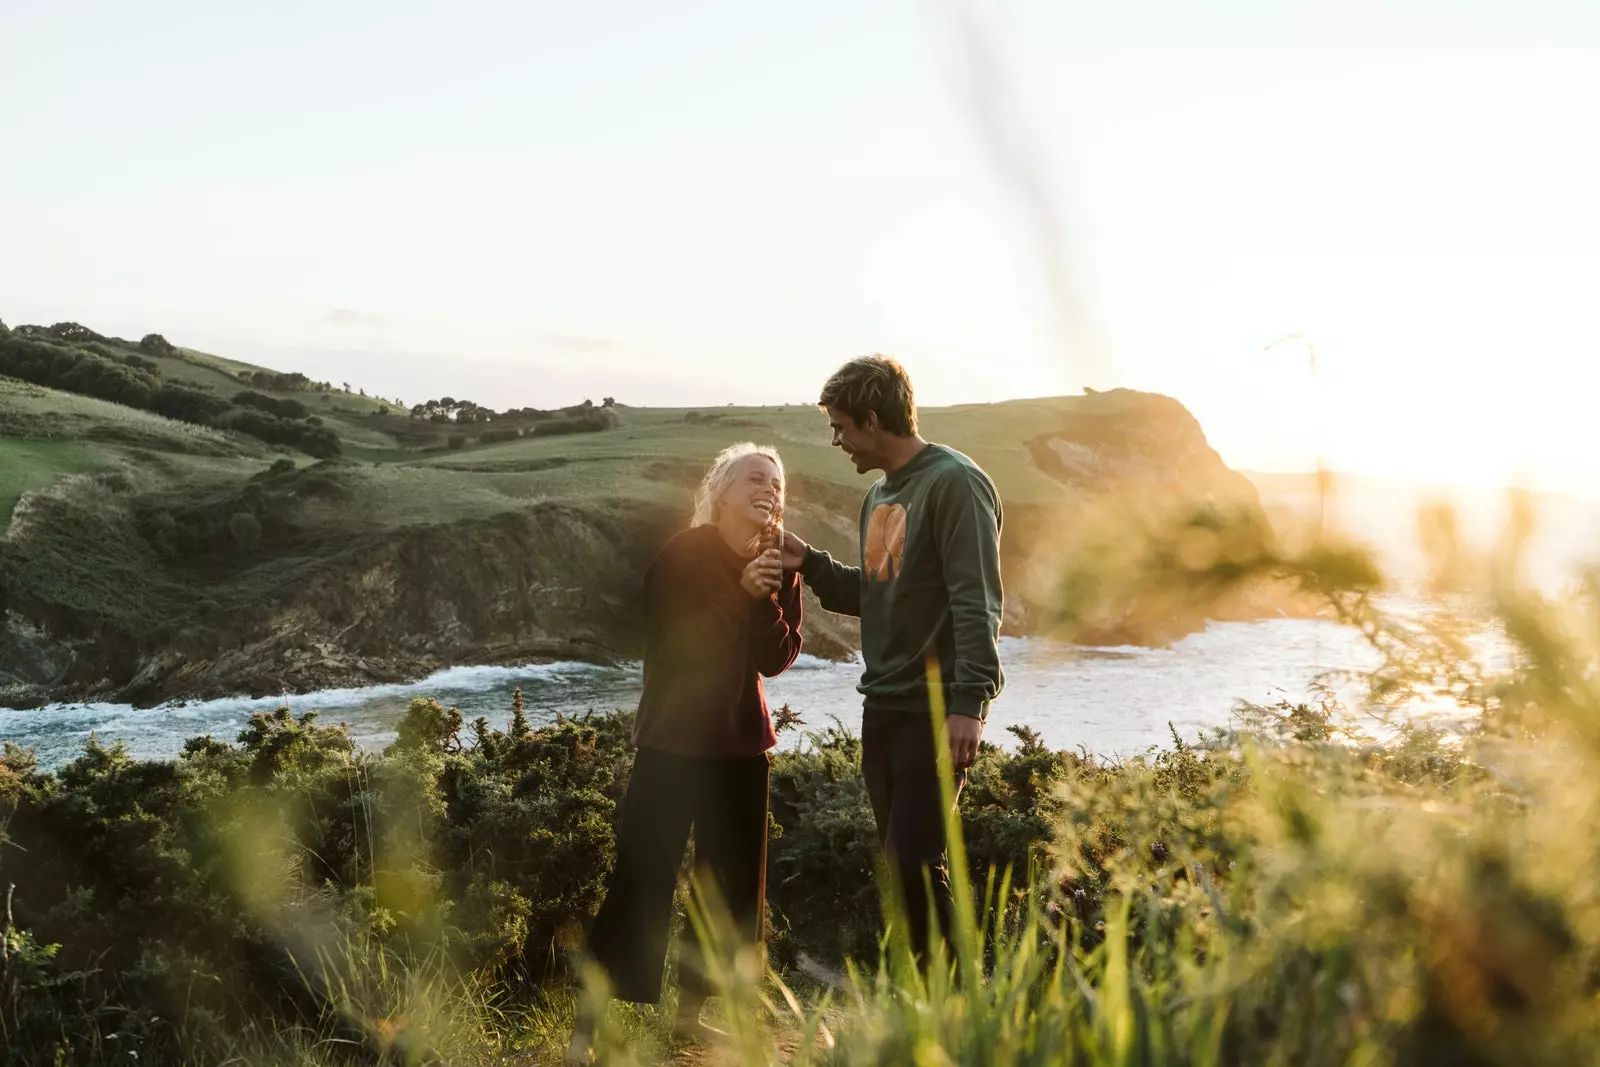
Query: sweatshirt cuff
948 691 990 721
798 546 831 585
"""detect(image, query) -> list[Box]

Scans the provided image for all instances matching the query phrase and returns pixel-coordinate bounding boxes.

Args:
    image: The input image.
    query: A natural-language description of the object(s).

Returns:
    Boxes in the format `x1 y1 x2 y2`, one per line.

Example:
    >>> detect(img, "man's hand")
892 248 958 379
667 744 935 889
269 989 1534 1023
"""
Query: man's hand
779 529 809 571
946 714 983 771
740 549 784 599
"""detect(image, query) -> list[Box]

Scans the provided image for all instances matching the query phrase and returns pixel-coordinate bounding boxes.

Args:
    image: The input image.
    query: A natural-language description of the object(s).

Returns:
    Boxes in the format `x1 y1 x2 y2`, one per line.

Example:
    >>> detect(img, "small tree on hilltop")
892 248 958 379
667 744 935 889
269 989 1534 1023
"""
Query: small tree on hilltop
139 333 177 357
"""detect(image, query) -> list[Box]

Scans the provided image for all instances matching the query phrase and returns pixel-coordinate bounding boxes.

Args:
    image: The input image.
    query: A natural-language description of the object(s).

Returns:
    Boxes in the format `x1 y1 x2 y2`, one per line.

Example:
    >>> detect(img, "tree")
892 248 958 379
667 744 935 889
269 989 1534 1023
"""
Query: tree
48 322 105 343
139 333 177 357
602 397 616 408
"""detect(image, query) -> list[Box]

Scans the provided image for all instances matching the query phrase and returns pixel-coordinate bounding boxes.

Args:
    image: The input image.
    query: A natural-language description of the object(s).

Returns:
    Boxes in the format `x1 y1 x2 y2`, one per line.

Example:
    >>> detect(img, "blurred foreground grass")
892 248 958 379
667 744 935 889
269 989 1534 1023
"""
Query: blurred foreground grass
3 498 1597 1065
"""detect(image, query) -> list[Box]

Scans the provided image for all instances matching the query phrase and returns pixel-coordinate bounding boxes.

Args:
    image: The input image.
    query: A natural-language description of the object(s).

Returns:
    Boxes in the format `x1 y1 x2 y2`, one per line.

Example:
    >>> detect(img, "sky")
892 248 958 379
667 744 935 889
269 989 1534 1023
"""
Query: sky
4 0 1598 496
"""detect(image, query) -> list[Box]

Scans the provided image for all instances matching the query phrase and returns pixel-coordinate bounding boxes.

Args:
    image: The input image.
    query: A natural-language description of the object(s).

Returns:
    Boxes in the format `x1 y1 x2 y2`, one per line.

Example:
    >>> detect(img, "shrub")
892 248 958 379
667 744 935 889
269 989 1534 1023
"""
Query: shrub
139 333 177 357
448 434 466 450
149 381 231 423
0 335 159 409
227 511 262 551
232 390 310 420
210 408 342 458
242 369 313 393
528 409 618 437
46 321 105 343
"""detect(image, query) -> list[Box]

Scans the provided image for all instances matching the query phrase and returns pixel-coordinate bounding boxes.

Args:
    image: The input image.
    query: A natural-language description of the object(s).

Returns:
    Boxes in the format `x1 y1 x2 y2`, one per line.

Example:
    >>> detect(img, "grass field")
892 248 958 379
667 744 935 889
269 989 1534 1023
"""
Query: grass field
5 321 1233 529
0 439 110 522
1 360 1243 547
0 375 272 522
394 392 1185 510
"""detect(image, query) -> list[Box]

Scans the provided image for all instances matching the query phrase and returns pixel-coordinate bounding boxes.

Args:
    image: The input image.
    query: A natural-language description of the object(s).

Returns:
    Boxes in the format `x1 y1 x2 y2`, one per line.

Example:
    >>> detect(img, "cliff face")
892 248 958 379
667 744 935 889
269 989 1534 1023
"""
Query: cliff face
0 389 1278 709
0 465 866 708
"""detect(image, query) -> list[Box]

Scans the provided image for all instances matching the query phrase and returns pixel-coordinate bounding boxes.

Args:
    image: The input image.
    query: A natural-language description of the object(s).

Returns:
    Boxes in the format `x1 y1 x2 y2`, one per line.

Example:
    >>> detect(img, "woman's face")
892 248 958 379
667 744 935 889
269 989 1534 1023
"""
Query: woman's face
721 454 784 529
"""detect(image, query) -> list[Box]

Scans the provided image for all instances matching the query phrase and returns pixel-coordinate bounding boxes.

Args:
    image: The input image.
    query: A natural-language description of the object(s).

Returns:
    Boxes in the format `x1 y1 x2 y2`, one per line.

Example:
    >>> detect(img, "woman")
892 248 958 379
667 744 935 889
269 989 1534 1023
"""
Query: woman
567 442 802 1064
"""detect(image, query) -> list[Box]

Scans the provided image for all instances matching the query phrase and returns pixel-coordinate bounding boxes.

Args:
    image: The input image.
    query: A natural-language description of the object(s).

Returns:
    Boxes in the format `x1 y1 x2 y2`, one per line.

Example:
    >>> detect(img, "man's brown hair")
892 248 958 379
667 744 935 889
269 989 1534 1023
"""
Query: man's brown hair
818 355 918 437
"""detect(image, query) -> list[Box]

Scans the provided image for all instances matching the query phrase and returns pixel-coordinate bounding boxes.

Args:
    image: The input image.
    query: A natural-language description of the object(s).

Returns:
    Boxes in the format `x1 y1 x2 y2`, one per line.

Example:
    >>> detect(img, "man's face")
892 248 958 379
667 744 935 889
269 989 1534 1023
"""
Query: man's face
825 406 880 474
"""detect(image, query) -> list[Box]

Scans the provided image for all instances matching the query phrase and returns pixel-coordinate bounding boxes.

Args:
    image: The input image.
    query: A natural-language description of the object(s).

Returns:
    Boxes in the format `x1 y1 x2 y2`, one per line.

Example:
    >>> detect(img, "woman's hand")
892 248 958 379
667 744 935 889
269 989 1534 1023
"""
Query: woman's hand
740 549 784 599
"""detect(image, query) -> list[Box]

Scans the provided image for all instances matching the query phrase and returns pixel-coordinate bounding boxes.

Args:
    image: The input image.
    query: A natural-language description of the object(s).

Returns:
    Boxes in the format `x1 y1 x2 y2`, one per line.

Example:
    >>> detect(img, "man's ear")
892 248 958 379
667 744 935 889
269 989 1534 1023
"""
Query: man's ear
859 409 879 434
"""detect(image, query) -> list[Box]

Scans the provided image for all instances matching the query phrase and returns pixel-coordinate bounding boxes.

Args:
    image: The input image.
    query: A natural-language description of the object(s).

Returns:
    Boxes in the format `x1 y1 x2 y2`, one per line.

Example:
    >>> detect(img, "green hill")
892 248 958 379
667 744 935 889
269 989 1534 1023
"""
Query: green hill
0 321 1273 709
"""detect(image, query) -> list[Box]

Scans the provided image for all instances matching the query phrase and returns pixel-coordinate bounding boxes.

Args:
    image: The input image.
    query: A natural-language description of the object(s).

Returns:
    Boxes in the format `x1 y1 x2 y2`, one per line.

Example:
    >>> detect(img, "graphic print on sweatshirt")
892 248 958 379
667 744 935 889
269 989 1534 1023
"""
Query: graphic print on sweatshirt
865 503 908 581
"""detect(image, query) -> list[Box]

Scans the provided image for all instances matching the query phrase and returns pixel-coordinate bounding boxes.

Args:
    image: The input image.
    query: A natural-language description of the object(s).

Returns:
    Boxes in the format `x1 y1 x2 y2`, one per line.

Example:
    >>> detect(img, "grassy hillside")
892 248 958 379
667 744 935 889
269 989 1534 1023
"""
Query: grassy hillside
0 323 1274 708
0 376 267 521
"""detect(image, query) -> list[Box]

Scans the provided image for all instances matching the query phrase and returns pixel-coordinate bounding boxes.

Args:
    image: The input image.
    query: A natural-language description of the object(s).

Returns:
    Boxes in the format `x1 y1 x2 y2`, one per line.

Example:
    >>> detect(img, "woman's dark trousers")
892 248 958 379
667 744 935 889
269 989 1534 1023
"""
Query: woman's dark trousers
586 747 770 1003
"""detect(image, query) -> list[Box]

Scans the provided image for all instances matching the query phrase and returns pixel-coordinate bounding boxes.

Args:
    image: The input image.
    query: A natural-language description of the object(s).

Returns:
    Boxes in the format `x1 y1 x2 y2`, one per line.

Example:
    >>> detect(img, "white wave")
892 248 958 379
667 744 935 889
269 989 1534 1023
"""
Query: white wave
1 660 635 719
787 654 853 672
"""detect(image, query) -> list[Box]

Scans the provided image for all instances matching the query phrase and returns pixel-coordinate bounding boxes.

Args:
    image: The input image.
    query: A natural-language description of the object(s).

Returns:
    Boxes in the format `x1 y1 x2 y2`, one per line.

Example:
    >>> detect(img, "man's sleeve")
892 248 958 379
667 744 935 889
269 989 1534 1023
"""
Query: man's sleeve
798 547 862 618
933 468 1005 719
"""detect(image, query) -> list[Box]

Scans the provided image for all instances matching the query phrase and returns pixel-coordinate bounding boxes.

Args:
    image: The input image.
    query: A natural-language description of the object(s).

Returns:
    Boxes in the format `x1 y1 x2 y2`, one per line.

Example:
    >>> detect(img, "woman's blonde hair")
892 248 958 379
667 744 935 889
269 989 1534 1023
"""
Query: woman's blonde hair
692 442 785 527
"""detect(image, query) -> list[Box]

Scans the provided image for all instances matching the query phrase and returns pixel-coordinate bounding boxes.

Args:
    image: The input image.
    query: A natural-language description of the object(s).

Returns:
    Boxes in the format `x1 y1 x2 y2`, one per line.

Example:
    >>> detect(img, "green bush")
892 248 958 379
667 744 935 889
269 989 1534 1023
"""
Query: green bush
528 409 618 437
139 333 177 357
0 695 1089 1064
228 511 262 551
232 390 311 420
211 407 341 458
0 335 159 409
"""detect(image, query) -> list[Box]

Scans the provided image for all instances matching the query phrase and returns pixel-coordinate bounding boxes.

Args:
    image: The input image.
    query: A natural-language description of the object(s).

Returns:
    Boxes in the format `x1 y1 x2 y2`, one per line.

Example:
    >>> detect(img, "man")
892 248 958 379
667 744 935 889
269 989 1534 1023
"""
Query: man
779 355 1005 959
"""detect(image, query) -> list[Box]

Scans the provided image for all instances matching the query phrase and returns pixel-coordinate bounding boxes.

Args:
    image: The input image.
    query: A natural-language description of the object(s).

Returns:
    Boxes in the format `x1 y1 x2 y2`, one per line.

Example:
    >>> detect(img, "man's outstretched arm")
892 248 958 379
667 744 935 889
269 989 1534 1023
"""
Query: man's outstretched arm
781 530 862 618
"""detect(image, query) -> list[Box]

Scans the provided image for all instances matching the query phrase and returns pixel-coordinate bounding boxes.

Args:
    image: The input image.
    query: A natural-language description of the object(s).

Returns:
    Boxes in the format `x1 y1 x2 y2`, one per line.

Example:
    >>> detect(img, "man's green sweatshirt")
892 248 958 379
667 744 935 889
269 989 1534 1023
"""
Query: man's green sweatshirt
799 443 1005 720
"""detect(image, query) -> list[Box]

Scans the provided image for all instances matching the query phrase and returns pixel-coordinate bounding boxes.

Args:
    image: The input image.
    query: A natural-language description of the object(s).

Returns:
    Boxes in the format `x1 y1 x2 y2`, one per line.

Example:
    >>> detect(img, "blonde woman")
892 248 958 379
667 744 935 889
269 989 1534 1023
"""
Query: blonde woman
568 443 801 1062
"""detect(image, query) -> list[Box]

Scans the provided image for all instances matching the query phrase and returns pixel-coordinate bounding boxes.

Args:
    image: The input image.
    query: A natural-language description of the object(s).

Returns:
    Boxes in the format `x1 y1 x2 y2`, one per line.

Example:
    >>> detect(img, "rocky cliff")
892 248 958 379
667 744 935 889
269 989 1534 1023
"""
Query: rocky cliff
0 388 1288 709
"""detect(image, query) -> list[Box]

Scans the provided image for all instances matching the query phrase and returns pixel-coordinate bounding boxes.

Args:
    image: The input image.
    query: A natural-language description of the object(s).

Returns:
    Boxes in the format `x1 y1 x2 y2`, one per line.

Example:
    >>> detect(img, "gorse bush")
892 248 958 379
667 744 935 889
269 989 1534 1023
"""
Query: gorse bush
2 494 1595 1066
0 695 1093 1064
0 704 630 1062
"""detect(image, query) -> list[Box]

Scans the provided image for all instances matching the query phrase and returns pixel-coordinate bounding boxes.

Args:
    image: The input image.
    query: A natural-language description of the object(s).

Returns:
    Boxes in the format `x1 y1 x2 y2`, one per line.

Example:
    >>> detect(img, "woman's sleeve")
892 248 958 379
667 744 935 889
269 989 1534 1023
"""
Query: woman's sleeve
751 570 804 678
644 541 755 664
